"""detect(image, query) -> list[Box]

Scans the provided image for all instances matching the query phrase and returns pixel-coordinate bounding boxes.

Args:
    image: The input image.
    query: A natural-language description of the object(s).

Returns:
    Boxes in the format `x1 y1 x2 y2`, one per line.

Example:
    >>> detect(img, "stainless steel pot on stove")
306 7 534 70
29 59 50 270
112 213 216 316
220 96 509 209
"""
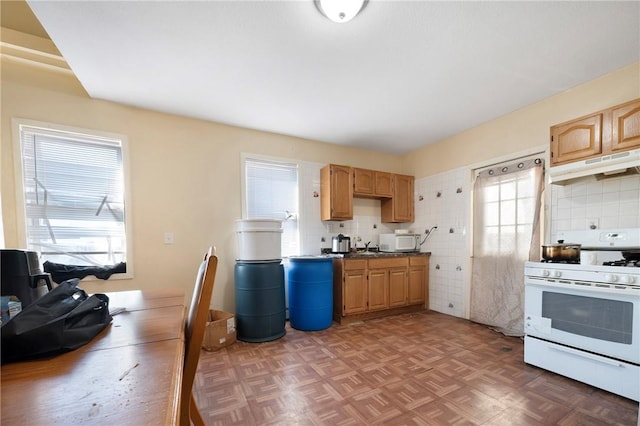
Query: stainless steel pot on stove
541 240 581 262
332 234 351 254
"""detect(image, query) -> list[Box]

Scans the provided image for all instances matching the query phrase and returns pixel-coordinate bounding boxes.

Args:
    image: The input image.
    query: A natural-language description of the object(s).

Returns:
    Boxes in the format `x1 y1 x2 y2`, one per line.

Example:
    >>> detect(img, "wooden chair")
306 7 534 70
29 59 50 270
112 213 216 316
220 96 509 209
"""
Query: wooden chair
180 247 218 426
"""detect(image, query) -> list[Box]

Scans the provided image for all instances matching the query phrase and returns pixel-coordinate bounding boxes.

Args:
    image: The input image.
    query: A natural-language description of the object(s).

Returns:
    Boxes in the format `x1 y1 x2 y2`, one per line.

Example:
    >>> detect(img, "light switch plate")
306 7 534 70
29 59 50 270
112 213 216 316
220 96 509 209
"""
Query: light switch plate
164 232 175 244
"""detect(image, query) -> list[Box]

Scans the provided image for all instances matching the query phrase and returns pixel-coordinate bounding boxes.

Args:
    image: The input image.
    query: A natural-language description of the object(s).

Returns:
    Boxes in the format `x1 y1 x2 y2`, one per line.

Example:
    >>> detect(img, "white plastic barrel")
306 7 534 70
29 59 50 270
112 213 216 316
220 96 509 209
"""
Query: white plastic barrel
235 219 283 261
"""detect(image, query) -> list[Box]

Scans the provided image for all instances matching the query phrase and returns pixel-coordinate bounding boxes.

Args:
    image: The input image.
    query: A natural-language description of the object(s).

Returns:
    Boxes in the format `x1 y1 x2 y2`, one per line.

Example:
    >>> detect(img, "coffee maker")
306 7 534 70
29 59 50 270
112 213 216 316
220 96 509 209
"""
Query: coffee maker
1 249 52 308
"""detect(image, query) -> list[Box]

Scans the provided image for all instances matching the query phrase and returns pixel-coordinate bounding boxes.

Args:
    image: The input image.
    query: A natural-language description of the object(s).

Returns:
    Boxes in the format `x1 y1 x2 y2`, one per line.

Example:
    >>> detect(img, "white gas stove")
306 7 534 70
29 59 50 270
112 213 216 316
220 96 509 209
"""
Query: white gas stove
524 228 640 401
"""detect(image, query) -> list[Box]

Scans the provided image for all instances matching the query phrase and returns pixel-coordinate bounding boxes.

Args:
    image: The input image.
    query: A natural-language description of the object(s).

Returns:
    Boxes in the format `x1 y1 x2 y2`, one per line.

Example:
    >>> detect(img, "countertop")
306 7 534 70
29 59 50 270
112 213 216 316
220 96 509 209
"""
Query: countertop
318 251 431 259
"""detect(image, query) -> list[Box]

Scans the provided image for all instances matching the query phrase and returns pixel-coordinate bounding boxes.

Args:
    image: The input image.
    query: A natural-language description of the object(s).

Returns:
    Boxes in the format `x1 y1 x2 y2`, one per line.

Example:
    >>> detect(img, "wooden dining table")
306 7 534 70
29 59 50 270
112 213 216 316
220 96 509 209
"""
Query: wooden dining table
1 288 186 425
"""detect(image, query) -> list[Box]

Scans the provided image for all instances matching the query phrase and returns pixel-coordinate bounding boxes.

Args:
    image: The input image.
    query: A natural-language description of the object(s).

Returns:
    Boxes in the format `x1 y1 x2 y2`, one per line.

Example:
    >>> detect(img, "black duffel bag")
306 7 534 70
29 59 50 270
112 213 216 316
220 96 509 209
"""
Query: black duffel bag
1 279 112 364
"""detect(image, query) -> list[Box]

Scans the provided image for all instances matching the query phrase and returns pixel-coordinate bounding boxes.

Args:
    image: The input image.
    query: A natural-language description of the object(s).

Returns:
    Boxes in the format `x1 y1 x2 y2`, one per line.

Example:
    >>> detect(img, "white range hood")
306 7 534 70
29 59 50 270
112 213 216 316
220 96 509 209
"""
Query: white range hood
549 148 640 184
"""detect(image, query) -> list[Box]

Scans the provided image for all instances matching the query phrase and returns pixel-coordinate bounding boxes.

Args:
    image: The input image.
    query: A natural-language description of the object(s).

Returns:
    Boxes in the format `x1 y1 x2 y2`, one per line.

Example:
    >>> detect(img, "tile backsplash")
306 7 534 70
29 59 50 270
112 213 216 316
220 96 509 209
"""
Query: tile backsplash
324 213 403 249
300 161 471 318
414 167 471 318
550 174 640 240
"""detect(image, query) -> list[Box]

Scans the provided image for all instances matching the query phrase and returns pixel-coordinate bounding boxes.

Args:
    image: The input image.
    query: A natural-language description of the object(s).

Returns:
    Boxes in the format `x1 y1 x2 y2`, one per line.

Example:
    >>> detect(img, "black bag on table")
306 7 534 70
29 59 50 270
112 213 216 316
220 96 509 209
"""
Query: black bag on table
1 279 113 364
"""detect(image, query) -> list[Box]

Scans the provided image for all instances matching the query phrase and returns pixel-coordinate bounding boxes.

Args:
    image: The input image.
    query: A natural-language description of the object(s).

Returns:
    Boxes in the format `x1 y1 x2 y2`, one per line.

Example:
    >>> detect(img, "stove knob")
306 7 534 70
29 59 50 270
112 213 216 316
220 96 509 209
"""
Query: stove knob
603 274 618 283
542 270 550 277
553 270 562 278
619 275 635 285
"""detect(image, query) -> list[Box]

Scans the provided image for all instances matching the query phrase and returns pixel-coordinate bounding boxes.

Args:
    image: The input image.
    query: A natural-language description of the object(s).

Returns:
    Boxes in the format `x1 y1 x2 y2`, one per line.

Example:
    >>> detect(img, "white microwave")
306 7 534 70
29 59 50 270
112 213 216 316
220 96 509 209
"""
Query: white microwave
379 233 420 252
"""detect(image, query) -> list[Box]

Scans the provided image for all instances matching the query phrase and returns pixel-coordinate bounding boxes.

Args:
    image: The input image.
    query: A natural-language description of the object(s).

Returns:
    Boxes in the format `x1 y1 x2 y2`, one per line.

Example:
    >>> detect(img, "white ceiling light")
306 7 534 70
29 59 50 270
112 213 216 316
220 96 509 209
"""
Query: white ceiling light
315 0 368 23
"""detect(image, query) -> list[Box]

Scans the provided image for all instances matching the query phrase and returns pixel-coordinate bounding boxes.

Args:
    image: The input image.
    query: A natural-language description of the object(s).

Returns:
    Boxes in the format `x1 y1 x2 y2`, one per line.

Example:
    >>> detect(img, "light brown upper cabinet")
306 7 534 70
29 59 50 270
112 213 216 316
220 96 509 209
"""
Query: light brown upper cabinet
353 168 393 198
550 98 640 166
381 174 414 223
550 113 603 165
321 165 414 223
611 99 640 152
321 164 353 220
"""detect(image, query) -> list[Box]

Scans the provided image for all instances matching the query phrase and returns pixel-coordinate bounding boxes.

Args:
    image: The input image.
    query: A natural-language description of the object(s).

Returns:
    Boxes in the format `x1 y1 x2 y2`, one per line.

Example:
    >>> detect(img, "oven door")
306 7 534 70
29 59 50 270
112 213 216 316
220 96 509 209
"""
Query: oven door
524 276 639 364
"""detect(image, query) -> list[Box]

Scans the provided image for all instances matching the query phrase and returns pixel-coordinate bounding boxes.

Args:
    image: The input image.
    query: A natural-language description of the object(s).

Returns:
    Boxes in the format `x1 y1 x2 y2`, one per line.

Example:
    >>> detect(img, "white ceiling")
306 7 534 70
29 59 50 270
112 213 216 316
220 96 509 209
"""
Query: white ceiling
26 1 640 155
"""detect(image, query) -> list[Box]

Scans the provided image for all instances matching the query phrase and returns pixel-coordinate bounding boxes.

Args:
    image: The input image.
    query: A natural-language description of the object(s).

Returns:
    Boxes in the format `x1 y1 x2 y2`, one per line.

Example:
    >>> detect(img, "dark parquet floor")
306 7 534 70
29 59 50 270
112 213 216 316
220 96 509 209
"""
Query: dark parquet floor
194 310 639 425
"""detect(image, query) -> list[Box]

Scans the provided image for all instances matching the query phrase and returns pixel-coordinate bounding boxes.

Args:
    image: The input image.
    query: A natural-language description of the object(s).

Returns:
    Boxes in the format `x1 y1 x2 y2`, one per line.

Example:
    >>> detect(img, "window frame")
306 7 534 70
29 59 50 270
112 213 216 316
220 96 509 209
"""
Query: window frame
12 118 134 279
477 170 537 256
240 153 300 257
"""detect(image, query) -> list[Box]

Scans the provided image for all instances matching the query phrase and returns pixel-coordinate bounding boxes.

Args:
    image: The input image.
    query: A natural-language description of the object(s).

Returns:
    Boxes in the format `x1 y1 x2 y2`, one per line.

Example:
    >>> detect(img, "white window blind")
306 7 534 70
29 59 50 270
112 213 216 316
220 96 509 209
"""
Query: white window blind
244 157 299 257
18 123 128 266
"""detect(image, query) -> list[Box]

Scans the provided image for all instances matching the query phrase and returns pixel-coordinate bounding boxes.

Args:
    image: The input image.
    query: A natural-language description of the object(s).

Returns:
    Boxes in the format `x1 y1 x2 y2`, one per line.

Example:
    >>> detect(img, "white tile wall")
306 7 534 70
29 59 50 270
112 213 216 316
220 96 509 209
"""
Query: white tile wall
550 174 640 239
414 167 472 318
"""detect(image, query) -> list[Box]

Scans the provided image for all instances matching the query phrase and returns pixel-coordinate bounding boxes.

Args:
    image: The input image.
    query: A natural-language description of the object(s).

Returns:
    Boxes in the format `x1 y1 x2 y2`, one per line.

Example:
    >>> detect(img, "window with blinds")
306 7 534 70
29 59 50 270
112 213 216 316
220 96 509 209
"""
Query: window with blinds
243 156 299 257
15 121 130 267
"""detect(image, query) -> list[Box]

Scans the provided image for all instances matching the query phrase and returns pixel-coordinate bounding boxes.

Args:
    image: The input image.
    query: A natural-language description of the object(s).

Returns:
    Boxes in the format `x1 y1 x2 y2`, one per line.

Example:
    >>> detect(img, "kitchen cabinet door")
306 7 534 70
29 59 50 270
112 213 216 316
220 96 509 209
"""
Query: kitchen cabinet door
388 268 408 307
321 164 353 220
353 168 374 196
408 255 428 306
408 256 427 301
408 266 425 305
343 269 367 314
374 172 393 197
381 174 414 223
611 99 640 152
368 269 389 311
550 113 603 166
353 168 393 198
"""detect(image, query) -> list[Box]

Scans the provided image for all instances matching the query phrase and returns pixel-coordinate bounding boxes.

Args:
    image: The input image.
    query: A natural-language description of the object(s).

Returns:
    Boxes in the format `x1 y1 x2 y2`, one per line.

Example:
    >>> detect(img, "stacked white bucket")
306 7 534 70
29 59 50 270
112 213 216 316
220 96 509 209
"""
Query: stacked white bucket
234 219 286 342
235 219 283 260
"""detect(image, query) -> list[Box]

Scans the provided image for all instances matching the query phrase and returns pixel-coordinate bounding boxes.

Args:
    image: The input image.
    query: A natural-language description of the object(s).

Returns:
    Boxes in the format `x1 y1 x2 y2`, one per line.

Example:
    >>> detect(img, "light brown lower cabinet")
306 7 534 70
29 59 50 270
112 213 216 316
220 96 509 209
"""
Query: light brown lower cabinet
388 268 408 307
368 268 390 311
333 254 429 324
408 255 427 306
342 260 367 315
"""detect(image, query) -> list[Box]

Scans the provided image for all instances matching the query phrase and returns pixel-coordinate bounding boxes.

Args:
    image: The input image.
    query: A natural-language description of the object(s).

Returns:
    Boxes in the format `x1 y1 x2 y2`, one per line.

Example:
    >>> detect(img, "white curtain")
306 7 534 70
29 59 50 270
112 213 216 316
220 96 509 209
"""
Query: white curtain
470 157 544 336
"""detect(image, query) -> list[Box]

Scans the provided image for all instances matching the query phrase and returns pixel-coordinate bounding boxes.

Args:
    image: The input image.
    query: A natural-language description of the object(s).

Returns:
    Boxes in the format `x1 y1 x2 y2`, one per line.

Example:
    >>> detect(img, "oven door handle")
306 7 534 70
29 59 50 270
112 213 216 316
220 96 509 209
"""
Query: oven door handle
550 345 625 368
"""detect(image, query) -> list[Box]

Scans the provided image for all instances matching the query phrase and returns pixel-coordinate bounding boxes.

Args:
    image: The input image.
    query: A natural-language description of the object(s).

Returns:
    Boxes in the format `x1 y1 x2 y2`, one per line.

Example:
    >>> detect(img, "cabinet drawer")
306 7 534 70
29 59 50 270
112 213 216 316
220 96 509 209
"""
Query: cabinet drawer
409 256 427 266
344 259 367 271
368 257 408 269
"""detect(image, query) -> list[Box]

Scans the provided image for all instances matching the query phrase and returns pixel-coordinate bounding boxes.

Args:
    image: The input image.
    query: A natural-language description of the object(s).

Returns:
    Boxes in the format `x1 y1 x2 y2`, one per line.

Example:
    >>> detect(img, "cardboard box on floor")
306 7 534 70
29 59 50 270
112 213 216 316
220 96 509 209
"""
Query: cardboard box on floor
202 310 236 351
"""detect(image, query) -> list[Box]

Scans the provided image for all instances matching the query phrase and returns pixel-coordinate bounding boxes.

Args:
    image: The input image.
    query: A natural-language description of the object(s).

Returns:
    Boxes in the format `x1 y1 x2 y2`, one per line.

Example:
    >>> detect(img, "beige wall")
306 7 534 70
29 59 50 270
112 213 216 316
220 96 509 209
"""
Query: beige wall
3 33 639 312
1 55 402 311
403 62 640 177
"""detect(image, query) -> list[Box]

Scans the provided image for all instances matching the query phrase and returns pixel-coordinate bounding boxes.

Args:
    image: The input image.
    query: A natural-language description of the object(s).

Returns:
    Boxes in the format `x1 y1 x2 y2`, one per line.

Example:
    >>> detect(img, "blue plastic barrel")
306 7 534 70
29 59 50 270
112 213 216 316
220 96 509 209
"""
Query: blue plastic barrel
287 256 333 331
235 260 286 342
